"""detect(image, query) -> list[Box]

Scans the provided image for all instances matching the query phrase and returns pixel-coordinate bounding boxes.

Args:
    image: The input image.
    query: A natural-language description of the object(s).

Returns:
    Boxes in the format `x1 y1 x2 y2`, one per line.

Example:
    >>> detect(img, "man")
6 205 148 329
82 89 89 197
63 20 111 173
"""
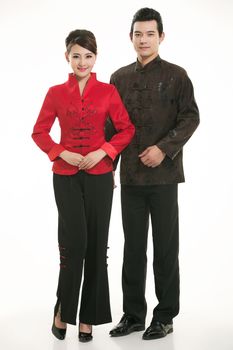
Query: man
108 8 199 340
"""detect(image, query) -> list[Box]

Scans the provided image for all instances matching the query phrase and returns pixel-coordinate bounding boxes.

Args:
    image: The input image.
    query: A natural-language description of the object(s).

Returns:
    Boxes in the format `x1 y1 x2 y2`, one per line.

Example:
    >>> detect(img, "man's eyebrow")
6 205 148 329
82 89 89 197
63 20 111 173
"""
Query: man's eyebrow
134 30 156 33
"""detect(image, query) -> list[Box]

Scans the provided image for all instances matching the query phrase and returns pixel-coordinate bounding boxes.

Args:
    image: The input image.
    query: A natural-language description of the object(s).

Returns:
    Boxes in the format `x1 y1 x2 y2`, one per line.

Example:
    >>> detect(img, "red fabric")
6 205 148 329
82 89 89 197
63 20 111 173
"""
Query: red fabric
32 73 135 175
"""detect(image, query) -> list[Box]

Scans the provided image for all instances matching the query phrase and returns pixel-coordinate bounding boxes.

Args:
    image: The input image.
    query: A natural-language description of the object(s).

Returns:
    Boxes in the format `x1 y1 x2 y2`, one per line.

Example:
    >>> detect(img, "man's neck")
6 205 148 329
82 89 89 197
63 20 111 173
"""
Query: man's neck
138 53 159 67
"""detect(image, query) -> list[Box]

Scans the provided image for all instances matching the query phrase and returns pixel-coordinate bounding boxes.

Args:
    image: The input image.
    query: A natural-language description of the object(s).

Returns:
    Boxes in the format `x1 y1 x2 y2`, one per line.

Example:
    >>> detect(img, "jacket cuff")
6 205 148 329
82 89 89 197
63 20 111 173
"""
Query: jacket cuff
48 144 66 161
156 143 176 160
100 142 118 160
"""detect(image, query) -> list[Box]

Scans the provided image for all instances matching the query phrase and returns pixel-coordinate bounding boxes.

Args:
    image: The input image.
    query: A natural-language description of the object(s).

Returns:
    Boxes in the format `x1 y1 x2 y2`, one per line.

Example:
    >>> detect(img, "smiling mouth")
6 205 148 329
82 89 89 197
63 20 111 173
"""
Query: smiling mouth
78 68 87 72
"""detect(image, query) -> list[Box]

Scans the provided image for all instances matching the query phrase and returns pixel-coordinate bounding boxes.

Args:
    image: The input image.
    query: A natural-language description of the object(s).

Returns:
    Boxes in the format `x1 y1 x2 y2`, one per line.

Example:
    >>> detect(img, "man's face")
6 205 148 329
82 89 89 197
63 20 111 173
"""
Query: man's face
131 20 164 63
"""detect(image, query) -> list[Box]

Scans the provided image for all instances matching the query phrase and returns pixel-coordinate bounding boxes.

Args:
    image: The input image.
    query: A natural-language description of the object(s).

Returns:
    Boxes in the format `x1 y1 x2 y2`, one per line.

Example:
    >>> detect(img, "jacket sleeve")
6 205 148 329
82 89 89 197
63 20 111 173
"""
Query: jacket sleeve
104 117 120 170
100 86 135 160
31 88 66 161
156 72 200 159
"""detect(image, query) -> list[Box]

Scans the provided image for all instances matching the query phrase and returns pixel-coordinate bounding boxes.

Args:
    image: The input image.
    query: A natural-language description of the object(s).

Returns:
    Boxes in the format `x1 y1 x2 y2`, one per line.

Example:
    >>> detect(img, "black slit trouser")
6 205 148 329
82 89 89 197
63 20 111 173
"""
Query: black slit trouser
53 171 113 325
121 184 180 324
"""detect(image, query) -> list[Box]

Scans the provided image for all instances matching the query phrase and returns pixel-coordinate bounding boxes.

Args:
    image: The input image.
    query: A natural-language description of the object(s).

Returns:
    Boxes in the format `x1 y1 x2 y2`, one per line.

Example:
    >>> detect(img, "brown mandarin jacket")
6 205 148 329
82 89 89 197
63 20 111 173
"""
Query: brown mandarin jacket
106 56 200 185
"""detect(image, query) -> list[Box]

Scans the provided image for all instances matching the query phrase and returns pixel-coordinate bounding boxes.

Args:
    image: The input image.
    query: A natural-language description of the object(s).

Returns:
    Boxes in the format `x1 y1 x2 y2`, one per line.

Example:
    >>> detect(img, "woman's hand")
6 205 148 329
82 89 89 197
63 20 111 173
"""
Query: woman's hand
78 149 107 170
59 150 84 166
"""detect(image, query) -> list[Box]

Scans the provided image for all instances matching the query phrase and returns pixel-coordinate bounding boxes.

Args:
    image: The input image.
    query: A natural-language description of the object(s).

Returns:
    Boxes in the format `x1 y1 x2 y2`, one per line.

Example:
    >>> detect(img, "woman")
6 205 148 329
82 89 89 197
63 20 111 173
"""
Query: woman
32 29 135 342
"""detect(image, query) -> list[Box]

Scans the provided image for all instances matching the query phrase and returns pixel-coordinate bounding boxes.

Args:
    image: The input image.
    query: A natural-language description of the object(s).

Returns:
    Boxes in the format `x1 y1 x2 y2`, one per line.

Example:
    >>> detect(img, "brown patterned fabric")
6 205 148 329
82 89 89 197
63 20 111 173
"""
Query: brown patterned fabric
106 56 199 185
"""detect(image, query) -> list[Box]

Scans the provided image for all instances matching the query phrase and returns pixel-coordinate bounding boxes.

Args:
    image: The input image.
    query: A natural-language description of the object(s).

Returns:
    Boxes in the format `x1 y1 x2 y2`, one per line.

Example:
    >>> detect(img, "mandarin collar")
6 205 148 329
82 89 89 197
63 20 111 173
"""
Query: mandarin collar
67 72 98 93
135 55 161 72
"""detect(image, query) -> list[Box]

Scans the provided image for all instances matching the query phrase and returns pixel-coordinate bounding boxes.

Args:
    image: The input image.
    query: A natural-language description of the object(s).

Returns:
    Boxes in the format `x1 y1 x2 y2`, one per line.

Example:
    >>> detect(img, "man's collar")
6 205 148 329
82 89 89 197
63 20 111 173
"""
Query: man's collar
135 55 161 72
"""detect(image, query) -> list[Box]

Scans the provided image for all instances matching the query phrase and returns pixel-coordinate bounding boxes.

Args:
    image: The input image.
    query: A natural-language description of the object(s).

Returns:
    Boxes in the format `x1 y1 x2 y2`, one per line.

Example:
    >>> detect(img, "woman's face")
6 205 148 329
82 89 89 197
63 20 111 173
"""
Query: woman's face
66 44 96 80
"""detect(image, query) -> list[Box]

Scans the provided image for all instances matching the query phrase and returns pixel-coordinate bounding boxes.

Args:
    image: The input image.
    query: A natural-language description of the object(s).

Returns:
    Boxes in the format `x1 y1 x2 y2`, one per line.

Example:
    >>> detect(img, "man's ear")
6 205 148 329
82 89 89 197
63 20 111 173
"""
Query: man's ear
159 32 165 44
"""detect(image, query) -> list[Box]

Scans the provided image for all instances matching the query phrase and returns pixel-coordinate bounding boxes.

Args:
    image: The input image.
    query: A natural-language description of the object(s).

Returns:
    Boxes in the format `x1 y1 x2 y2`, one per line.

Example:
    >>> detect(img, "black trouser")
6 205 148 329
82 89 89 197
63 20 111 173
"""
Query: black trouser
53 171 113 325
121 184 179 324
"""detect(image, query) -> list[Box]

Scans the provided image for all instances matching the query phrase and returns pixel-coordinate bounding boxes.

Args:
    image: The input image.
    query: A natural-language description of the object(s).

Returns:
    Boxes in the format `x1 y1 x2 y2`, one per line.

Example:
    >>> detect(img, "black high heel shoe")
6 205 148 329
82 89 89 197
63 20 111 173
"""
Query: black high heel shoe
52 316 67 340
79 324 93 342
51 307 67 340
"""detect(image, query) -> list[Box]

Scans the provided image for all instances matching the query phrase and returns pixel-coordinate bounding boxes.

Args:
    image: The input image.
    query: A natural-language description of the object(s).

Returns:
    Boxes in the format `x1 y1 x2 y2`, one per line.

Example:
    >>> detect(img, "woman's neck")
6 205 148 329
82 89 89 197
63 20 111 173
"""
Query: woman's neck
76 74 91 96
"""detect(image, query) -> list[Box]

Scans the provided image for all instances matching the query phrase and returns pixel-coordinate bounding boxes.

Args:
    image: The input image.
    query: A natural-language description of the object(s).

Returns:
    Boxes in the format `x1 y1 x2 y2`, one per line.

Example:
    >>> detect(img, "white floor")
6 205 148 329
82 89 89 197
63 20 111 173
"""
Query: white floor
1 307 233 350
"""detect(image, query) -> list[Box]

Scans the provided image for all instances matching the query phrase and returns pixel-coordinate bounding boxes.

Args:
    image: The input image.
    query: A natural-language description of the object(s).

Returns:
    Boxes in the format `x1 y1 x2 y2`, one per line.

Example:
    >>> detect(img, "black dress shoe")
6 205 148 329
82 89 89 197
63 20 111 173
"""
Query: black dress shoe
79 330 93 342
109 314 145 337
51 317 67 340
142 321 173 340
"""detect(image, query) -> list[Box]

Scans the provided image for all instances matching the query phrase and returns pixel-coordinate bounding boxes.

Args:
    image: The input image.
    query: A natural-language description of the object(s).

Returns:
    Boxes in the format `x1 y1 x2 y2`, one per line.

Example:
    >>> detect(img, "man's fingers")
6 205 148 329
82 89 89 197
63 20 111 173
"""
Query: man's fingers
140 156 150 164
140 157 159 167
139 149 149 157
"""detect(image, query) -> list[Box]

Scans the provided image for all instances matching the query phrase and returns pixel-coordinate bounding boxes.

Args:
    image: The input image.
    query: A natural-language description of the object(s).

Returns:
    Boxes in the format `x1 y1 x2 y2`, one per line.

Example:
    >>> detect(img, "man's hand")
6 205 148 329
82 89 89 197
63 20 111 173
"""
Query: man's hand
139 145 166 168
78 149 107 170
59 150 84 166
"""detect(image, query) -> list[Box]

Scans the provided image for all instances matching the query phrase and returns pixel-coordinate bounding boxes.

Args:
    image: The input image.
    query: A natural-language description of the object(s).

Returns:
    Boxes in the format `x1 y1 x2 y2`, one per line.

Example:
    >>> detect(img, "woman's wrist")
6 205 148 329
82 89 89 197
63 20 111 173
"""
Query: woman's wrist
59 150 68 159
98 149 107 158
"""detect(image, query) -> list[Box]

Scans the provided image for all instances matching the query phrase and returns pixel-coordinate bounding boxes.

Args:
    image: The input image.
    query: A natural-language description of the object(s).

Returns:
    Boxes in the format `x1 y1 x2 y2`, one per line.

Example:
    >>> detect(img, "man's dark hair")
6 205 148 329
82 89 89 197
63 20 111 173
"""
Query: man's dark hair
65 29 97 54
130 8 163 37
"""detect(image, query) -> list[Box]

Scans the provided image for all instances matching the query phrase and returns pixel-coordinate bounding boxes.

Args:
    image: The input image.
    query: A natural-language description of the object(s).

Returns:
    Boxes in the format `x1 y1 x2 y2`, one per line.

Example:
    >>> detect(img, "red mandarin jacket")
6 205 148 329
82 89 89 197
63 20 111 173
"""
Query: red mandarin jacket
32 73 135 175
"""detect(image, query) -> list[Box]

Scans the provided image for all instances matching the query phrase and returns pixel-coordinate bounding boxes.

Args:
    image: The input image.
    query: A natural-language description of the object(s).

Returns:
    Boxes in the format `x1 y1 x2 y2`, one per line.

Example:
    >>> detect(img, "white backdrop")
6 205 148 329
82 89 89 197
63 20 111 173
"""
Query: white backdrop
1 0 233 349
